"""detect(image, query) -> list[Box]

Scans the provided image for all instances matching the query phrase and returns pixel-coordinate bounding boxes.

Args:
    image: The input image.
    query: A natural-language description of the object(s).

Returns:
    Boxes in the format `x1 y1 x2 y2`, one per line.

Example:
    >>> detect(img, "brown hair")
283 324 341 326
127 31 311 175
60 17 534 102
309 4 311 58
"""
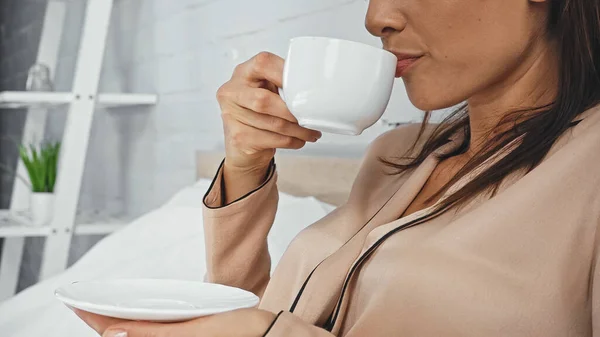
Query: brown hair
380 0 600 214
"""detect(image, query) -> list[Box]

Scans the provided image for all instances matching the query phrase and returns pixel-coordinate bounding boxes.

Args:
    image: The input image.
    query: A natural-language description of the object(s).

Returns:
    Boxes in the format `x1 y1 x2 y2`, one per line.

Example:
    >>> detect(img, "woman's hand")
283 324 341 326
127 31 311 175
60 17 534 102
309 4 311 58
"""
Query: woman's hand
73 307 276 337
217 51 322 172
216 51 322 203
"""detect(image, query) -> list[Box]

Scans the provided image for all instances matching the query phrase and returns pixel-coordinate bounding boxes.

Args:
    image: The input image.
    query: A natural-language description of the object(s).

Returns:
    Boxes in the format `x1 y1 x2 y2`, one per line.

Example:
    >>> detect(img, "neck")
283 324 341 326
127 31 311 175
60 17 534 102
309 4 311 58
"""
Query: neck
465 42 559 155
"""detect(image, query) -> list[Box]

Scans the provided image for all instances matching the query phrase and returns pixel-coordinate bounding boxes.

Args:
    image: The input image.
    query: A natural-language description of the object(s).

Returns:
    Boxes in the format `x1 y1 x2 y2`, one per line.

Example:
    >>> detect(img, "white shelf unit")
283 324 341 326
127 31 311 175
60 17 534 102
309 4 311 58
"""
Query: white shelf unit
0 91 157 109
0 0 158 301
0 210 131 238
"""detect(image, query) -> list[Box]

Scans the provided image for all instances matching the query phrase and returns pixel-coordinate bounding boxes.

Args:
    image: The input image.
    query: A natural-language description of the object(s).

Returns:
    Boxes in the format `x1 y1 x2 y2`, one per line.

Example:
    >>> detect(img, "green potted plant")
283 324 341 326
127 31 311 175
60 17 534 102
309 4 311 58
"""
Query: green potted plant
19 142 60 226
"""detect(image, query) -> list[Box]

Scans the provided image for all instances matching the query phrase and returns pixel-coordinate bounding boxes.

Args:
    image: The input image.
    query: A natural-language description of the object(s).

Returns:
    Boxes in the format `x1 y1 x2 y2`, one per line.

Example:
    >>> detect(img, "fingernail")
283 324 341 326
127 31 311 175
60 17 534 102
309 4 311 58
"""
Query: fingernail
317 132 322 139
104 330 127 337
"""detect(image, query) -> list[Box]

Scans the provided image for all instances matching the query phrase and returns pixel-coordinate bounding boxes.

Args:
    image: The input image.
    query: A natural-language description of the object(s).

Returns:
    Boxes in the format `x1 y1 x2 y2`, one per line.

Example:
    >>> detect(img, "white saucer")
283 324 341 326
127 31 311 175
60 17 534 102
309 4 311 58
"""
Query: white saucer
55 279 260 322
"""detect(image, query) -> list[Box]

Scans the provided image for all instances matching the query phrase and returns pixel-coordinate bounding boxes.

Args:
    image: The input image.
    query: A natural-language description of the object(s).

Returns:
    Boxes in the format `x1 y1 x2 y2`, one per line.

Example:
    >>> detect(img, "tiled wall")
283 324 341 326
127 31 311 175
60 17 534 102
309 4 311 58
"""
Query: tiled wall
47 0 425 218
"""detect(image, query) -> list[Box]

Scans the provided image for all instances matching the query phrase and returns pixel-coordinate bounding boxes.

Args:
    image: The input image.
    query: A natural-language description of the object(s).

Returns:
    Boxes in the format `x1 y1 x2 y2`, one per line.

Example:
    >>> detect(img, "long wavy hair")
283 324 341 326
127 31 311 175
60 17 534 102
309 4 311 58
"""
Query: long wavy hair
380 0 600 213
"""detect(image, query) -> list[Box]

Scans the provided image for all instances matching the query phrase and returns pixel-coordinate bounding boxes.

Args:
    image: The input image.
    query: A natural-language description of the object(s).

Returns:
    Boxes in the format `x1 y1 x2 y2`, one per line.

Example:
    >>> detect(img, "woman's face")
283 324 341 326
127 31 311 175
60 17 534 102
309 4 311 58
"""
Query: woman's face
366 0 550 111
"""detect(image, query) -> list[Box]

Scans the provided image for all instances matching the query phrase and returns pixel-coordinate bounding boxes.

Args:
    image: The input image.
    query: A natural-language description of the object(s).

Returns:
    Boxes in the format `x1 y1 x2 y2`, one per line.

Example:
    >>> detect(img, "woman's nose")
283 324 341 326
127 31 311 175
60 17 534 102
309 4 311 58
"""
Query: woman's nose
365 0 407 38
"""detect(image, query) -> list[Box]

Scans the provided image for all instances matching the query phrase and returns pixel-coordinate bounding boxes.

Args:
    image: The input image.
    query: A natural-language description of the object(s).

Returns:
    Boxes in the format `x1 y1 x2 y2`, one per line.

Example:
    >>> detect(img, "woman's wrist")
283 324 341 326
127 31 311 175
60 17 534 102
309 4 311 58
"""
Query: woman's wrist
222 159 273 205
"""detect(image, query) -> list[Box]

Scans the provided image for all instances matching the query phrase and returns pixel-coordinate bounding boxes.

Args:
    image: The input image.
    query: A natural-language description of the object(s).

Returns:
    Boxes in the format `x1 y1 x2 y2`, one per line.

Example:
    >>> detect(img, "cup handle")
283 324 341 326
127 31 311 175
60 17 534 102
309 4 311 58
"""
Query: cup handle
278 87 285 102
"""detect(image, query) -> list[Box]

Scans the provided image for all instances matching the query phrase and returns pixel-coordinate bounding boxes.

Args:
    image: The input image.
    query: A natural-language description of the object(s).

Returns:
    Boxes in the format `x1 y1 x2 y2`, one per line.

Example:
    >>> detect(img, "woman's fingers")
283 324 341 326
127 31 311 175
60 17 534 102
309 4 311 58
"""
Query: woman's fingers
218 83 301 125
232 105 321 143
224 117 308 154
233 52 285 88
71 309 128 335
71 308 192 337
233 86 297 123
218 84 321 143
103 321 176 337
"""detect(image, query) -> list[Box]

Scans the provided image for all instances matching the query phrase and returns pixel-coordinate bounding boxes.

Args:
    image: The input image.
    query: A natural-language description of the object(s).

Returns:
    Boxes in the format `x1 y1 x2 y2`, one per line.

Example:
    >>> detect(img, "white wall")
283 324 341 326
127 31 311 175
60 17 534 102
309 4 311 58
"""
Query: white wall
49 0 426 217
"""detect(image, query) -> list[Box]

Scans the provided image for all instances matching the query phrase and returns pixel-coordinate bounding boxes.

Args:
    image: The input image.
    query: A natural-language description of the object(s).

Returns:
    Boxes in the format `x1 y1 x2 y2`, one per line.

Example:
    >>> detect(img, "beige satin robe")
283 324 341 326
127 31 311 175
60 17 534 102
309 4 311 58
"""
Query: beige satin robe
202 106 600 336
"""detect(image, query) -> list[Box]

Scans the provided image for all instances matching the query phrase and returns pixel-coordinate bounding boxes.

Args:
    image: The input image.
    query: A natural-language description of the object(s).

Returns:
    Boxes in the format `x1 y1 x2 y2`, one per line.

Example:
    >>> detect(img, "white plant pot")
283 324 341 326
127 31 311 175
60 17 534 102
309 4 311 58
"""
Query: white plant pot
30 192 54 226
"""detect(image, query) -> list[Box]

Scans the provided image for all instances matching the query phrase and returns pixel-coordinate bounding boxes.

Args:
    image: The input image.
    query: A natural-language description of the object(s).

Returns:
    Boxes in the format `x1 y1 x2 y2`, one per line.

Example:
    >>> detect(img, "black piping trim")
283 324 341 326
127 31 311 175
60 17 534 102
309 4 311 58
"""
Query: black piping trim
289 261 323 312
261 310 285 337
202 158 276 210
219 159 227 206
288 188 400 313
323 211 438 331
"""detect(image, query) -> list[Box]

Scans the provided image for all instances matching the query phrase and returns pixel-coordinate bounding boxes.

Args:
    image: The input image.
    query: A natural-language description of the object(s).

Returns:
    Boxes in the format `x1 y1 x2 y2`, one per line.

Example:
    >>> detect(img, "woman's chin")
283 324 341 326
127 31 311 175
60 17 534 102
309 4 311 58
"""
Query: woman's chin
405 86 465 112
406 94 448 112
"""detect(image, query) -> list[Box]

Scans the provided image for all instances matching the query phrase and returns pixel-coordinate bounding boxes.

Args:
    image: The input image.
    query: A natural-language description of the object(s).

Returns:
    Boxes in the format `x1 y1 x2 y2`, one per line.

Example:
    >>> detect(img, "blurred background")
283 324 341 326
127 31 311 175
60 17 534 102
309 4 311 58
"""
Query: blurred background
0 1 439 334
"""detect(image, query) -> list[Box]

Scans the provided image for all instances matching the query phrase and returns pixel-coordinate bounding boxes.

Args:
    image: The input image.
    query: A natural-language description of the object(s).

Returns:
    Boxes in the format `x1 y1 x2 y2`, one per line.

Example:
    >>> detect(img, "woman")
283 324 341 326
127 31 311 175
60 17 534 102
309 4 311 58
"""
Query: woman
78 0 600 335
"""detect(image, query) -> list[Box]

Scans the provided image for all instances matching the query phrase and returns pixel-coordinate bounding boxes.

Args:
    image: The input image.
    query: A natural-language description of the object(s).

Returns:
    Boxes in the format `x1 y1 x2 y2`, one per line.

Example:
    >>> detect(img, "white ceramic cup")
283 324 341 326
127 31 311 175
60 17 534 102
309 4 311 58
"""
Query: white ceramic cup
279 37 397 136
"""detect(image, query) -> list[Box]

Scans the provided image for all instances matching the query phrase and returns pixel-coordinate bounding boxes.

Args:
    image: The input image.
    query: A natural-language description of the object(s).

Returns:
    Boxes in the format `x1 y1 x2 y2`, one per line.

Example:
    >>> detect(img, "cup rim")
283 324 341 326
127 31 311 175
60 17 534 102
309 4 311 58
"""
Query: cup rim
289 36 396 59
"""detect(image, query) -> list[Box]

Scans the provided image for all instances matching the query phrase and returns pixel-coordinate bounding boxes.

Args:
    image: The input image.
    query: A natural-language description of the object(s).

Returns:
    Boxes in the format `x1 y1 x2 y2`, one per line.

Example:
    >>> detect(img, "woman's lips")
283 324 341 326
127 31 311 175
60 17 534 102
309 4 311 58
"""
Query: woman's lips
395 56 422 78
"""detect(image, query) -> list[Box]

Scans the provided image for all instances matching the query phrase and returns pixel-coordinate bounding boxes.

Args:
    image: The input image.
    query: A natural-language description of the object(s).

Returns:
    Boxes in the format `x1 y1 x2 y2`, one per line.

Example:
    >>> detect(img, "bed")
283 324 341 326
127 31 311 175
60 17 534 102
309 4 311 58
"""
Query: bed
0 151 361 337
